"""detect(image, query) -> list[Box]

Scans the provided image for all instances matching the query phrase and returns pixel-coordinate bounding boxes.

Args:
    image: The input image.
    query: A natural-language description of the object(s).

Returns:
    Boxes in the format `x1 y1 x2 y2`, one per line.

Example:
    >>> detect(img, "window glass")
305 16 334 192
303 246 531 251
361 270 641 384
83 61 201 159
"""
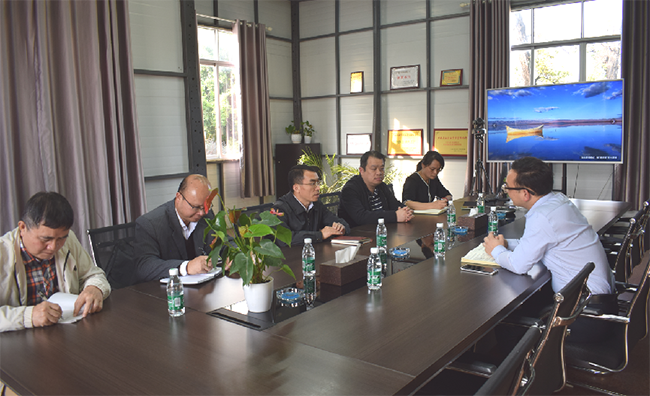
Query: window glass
218 66 240 158
219 30 237 62
510 10 531 46
534 46 579 85
201 65 218 157
586 41 621 81
533 3 581 43
510 49 531 87
198 27 217 61
584 0 622 37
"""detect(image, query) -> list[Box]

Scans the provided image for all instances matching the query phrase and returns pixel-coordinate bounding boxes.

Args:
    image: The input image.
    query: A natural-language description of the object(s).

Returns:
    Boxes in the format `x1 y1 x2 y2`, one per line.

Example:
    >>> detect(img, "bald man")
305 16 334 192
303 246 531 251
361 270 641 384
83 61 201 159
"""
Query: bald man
134 174 214 283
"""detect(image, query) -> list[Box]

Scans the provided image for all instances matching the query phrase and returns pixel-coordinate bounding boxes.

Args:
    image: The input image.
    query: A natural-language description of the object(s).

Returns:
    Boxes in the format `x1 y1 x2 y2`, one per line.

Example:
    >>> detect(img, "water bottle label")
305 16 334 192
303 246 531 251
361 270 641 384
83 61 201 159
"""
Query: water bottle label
447 213 456 224
304 276 316 294
167 293 184 311
302 257 315 273
489 221 498 233
434 240 446 253
377 235 386 247
478 205 485 214
368 268 381 285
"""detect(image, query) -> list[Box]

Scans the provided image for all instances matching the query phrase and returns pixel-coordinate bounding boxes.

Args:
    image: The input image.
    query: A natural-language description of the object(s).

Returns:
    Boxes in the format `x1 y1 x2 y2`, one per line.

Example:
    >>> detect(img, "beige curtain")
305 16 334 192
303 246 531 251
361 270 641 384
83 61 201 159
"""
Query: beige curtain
465 0 511 197
0 0 145 249
614 0 650 208
234 20 275 198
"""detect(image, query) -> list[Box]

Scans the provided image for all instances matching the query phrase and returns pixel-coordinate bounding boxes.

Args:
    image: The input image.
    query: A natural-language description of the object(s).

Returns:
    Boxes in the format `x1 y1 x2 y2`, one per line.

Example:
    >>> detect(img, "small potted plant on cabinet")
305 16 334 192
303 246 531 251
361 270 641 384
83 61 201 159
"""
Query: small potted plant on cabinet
285 121 302 144
302 121 315 144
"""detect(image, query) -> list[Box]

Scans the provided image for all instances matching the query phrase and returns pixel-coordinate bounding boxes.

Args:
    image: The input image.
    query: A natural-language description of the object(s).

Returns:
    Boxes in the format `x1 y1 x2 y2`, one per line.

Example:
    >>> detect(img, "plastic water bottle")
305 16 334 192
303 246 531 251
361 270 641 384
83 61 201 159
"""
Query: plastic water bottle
167 268 185 317
434 223 446 258
304 273 316 306
489 206 499 235
477 193 485 214
367 247 382 290
376 218 388 274
447 200 456 227
302 238 315 276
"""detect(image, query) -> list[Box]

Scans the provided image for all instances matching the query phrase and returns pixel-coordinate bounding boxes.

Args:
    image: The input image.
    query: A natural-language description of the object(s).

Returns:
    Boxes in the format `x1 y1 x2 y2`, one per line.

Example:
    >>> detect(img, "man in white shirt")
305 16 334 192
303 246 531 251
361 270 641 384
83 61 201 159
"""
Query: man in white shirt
484 157 615 341
134 174 214 283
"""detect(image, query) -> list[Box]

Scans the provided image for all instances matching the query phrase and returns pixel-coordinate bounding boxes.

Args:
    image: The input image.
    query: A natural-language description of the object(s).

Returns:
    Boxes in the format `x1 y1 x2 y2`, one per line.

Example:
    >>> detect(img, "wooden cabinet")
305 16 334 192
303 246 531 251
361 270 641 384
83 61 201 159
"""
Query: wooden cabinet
275 143 321 196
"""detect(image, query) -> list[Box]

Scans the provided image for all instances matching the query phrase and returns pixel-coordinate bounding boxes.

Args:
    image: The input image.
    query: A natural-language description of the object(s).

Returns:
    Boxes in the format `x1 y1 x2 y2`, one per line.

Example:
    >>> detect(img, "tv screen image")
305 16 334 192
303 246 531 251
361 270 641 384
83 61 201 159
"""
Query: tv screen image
486 80 624 163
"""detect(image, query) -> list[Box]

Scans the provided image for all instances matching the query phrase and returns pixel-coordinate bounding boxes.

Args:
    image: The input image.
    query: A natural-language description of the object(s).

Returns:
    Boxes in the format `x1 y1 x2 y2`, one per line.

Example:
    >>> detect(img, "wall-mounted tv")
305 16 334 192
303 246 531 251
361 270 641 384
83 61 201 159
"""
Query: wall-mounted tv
486 80 624 163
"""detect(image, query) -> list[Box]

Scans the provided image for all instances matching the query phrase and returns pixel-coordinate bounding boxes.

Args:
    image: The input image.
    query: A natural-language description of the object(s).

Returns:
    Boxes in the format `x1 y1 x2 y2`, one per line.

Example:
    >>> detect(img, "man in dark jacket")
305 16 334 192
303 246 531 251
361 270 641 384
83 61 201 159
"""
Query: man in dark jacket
339 151 413 227
272 165 350 246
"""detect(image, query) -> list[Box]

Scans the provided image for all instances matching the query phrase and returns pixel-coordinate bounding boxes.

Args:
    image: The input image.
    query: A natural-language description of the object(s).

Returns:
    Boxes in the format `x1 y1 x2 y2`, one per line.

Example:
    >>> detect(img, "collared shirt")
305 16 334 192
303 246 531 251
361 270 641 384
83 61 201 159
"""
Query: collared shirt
293 195 314 212
20 238 59 305
490 192 613 294
175 208 197 240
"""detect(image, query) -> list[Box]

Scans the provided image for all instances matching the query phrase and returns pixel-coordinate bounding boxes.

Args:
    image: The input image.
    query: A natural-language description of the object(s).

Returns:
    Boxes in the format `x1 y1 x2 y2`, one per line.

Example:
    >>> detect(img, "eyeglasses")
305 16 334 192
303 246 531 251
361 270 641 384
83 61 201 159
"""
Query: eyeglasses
298 180 322 187
180 192 208 212
501 183 535 195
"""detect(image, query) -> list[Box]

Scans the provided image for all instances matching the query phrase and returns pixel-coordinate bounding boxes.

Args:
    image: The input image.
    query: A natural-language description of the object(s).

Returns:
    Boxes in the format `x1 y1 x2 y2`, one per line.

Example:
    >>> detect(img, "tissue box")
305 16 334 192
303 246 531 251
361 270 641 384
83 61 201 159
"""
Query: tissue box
320 255 368 286
457 213 488 234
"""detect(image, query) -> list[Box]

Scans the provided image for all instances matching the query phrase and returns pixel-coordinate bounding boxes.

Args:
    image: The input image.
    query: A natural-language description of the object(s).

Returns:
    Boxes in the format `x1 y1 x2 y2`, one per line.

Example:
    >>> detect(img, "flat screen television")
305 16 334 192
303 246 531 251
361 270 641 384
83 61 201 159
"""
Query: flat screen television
486 80 624 163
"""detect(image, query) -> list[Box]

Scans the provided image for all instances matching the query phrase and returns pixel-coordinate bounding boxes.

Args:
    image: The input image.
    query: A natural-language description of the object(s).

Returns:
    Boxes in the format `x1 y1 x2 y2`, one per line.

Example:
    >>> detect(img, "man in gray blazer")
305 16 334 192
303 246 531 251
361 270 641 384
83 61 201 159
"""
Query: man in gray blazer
134 174 214 283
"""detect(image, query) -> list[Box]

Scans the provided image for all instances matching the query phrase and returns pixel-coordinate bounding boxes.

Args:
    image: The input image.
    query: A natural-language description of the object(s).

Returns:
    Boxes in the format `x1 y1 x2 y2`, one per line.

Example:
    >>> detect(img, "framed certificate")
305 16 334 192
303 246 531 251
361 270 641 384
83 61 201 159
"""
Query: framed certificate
346 133 372 155
350 71 364 93
390 65 420 90
387 129 423 156
433 129 468 156
440 69 463 86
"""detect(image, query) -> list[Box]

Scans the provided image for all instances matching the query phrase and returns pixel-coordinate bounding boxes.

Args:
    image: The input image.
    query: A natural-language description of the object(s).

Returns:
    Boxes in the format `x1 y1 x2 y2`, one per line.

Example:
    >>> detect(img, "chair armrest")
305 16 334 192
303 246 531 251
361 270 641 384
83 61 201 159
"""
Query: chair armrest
578 312 630 324
501 315 545 328
582 307 603 316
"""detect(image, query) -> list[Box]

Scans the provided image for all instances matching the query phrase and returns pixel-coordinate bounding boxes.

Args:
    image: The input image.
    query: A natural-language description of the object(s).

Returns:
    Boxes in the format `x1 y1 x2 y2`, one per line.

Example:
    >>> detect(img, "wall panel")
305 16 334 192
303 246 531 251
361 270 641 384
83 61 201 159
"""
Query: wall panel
218 0 255 22
431 89 470 129
339 31 374 94
302 98 337 154
431 0 469 17
340 0 373 32
143 178 183 213
380 0 426 25
270 100 294 146
301 38 336 97
259 0 292 39
300 0 335 38
267 39 293 98
431 17 469 87
381 24 427 91
381 91 428 149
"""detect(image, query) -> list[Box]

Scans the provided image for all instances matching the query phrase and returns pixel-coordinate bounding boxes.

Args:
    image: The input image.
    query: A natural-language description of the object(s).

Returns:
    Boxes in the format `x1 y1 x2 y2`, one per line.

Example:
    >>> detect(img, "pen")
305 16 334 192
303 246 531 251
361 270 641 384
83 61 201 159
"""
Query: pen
38 290 48 302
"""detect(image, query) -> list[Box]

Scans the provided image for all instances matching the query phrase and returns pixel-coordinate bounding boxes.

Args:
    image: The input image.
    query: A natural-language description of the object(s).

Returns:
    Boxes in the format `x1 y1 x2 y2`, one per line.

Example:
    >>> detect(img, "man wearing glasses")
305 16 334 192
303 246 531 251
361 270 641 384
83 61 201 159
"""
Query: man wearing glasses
272 165 350 247
483 157 615 341
134 174 214 283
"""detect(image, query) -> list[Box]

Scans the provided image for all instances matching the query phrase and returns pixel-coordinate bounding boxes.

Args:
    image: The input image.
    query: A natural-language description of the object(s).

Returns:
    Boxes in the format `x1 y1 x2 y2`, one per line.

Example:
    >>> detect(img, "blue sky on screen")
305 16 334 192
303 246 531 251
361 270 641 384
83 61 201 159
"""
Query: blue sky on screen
487 80 623 121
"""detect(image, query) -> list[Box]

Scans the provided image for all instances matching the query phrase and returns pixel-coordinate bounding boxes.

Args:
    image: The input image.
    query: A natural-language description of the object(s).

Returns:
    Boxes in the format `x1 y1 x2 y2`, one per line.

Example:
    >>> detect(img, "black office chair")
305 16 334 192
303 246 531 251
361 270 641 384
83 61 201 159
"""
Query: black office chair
319 191 341 215
416 326 541 396
564 255 650 381
447 262 595 396
239 203 274 220
87 222 136 289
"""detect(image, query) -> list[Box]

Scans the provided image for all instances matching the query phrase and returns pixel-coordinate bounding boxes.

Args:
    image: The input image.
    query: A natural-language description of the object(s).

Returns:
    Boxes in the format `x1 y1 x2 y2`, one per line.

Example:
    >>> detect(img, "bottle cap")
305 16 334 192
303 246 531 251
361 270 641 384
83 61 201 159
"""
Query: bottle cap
437 223 443 227
378 218 384 224
478 192 483 196
169 268 179 276
491 206 497 210
371 247 379 254
304 238 312 244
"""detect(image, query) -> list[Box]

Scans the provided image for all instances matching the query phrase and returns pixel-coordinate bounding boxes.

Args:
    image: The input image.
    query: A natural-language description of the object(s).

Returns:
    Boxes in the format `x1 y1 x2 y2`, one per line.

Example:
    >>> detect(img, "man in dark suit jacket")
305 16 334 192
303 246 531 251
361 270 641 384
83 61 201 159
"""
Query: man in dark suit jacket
134 174 214 283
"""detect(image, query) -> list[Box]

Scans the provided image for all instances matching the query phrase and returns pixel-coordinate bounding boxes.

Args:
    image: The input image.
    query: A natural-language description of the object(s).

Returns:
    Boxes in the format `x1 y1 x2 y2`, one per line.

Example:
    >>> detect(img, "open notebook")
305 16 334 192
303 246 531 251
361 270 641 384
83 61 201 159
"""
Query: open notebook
160 267 222 285
461 244 500 267
414 207 447 215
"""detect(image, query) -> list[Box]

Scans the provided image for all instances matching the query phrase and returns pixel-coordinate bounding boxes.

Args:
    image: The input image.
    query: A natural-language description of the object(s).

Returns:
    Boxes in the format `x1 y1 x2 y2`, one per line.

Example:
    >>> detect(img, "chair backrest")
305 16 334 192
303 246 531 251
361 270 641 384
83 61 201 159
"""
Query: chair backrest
638 200 650 254
239 203 274 220
624 253 650 352
87 222 136 289
319 192 341 215
527 262 594 395
475 326 541 396
612 209 645 283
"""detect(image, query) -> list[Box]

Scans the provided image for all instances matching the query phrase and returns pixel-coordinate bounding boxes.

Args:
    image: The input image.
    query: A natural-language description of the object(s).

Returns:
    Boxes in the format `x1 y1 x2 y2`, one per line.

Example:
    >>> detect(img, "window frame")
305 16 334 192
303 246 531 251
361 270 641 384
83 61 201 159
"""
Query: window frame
510 0 621 85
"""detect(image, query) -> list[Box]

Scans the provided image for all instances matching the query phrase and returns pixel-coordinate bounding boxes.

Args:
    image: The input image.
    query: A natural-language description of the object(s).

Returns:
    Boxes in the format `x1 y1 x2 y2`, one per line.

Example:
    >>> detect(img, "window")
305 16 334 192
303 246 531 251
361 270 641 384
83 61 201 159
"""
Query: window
198 26 241 159
510 0 622 87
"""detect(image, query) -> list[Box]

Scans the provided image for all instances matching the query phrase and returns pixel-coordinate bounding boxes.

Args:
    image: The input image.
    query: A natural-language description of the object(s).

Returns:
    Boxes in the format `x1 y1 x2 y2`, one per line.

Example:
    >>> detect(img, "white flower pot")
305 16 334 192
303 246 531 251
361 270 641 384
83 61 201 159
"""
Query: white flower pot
290 134 302 144
304 136 312 144
243 277 274 313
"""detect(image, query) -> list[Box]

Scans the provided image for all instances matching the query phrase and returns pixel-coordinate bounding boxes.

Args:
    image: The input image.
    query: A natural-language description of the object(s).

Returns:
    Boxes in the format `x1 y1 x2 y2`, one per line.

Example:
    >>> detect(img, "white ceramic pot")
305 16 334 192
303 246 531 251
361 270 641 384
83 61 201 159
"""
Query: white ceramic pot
290 134 302 144
243 277 274 313
304 136 312 144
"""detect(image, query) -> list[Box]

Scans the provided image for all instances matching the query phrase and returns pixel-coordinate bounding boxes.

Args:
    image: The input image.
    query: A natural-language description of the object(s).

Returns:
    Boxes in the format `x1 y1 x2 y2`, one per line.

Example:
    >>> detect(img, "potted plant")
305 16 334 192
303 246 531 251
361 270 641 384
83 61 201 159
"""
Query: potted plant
203 189 295 312
301 121 315 144
285 121 302 144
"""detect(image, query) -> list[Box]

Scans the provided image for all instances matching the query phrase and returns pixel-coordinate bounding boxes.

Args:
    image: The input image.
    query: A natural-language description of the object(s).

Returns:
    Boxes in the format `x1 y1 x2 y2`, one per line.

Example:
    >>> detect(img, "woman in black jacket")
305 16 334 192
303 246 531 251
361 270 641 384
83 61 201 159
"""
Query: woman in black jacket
402 151 452 210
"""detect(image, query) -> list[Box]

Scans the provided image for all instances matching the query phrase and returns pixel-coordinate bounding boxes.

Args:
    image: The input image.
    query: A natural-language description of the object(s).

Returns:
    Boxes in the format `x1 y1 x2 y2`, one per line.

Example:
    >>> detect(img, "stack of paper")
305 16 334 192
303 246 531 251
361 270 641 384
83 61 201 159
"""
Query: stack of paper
461 244 500 267
414 207 447 215
331 236 372 246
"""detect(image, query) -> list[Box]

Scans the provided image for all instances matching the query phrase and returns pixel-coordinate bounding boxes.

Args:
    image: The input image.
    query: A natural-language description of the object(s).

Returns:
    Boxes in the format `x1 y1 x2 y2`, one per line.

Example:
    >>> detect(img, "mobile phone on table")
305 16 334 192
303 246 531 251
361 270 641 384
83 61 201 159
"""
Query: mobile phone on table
460 264 499 275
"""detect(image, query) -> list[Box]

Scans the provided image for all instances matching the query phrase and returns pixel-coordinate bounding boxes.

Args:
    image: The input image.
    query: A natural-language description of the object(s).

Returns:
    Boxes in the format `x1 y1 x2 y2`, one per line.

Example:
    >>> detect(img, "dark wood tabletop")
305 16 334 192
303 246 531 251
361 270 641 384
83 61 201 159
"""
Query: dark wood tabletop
0 198 629 395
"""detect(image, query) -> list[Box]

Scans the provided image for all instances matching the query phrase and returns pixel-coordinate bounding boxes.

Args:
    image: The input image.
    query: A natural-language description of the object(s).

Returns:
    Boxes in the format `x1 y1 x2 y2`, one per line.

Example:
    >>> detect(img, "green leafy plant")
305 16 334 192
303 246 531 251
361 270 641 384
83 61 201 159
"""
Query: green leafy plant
298 148 403 194
285 121 301 135
203 189 295 285
301 121 315 137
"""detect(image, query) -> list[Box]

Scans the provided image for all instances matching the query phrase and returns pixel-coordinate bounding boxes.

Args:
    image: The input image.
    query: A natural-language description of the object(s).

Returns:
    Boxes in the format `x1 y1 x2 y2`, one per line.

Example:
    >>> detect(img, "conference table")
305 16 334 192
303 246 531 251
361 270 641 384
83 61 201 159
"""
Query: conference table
0 198 630 395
